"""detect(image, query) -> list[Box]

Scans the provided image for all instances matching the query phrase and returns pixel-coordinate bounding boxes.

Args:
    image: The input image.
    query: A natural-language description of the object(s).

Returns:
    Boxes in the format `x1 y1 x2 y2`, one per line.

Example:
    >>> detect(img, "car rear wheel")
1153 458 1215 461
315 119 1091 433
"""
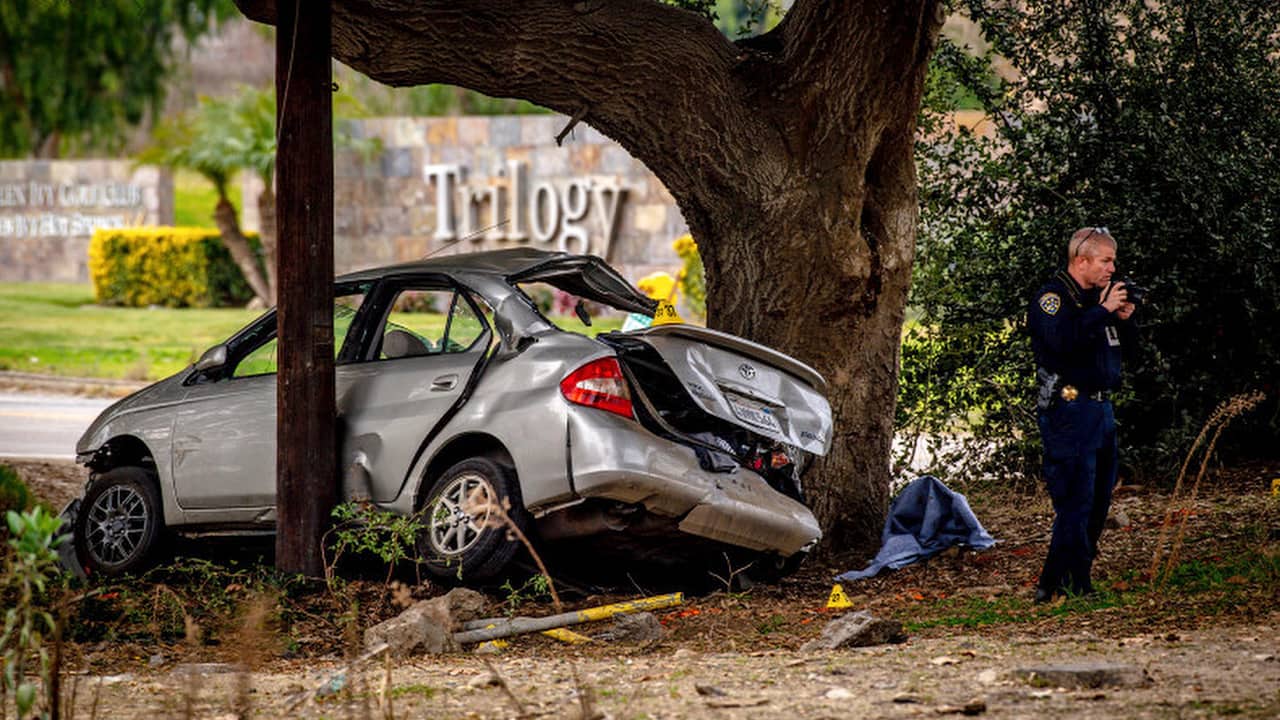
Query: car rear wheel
75 466 164 577
417 457 529 583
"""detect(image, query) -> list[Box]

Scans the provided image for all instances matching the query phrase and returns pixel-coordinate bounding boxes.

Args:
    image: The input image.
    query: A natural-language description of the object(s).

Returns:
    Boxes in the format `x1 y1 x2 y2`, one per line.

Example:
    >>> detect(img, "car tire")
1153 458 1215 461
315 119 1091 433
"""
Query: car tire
74 466 164 577
417 457 529 583
744 551 806 585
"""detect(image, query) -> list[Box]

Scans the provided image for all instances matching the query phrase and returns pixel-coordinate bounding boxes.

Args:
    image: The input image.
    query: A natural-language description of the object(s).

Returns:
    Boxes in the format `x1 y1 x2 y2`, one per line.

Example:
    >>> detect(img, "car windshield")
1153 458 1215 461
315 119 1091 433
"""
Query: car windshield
515 282 627 336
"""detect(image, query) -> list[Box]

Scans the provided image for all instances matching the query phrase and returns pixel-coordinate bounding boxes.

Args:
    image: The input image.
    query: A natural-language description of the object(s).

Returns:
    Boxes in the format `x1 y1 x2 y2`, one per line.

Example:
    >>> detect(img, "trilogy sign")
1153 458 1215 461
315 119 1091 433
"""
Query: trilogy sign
425 161 627 259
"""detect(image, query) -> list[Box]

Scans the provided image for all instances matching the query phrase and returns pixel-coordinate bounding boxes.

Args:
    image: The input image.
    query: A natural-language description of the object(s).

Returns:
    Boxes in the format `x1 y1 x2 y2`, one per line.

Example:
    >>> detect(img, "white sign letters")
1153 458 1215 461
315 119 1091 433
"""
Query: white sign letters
424 160 626 259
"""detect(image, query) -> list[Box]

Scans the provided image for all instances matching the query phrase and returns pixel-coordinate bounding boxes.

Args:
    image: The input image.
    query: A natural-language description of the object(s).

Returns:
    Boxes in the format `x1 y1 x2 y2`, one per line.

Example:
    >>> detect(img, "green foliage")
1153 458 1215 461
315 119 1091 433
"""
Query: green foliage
0 0 234 158
89 227 262 308
327 502 426 585
498 574 552 616
910 0 1280 480
0 465 33 516
1 507 68 719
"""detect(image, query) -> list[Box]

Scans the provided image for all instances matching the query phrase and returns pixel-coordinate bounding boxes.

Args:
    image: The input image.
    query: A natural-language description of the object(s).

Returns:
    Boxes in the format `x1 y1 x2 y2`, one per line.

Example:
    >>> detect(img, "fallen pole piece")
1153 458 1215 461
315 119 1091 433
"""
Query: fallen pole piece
454 592 683 644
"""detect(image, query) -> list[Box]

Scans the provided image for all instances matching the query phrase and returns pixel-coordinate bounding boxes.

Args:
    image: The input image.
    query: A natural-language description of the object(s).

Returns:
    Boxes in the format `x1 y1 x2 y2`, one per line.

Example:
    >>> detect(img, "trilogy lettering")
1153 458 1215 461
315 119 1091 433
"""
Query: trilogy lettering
425 161 627 258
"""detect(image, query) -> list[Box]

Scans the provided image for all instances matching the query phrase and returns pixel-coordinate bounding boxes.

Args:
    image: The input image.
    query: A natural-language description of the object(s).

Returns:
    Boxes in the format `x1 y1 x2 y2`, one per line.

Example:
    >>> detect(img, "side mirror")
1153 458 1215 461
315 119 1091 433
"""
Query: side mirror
194 344 228 373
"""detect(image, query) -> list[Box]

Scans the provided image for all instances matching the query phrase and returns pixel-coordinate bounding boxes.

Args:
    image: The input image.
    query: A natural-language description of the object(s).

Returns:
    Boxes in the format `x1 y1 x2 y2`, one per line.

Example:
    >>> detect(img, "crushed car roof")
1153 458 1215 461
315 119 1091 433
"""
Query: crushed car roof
336 247 582 282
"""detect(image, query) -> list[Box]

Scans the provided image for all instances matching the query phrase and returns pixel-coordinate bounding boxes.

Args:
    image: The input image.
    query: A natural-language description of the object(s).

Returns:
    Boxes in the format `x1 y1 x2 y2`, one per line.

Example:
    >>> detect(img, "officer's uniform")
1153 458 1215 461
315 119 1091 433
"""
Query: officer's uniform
1028 269 1131 598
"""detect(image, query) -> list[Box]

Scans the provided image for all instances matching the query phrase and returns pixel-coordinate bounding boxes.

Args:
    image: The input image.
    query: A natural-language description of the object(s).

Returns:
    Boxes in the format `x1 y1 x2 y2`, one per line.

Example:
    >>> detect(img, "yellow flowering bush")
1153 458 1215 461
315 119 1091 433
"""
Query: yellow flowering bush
89 227 262 308
671 233 706 321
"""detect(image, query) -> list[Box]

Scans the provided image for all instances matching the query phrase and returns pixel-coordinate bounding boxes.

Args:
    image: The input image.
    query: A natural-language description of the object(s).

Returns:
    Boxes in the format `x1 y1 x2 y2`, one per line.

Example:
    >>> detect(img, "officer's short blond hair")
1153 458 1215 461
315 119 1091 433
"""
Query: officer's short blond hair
1069 227 1117 260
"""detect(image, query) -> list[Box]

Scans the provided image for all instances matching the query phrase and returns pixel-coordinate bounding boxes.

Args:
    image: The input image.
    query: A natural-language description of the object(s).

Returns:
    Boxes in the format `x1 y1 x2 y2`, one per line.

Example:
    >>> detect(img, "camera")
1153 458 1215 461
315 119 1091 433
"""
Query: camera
1115 276 1148 307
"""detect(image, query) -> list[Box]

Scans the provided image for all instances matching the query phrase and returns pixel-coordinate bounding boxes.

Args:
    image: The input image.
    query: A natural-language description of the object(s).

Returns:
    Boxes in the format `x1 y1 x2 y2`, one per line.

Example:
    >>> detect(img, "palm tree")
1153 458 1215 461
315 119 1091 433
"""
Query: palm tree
139 95 272 305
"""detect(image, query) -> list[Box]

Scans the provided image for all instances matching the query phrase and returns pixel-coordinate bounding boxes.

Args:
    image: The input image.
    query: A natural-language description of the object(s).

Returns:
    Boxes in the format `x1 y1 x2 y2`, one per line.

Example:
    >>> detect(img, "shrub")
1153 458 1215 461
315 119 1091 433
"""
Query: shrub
88 226 263 308
908 0 1280 481
672 234 706 321
0 464 33 516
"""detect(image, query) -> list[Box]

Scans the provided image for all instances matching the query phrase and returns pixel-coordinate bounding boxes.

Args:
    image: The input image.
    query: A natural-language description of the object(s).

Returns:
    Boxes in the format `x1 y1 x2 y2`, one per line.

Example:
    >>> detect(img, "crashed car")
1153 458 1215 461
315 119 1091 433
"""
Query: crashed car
64 248 832 582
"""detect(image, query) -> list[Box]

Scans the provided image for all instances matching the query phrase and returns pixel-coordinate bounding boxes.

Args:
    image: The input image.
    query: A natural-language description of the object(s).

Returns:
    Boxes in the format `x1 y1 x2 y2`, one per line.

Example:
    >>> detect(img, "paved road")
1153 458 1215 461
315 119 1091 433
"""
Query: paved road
0 393 113 460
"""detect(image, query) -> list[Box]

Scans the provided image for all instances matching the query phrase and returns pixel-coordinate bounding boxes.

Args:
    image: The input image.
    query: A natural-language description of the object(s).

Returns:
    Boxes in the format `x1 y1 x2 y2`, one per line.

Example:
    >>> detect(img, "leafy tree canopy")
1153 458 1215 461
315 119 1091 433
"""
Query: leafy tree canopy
0 0 234 158
907 0 1280 483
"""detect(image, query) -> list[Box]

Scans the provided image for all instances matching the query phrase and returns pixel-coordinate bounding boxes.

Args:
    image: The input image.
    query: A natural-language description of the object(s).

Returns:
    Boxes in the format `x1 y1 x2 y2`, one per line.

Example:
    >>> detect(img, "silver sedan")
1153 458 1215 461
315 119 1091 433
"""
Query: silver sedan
65 248 831 582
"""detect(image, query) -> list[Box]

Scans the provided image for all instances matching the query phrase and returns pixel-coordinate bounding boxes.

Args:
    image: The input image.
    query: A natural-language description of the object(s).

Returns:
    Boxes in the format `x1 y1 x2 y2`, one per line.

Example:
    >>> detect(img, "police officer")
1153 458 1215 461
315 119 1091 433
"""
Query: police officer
1028 227 1135 602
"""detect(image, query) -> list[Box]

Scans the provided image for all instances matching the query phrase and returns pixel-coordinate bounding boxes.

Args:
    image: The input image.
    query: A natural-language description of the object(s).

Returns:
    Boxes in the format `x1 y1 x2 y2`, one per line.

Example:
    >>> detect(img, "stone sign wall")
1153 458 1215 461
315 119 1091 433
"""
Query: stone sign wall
243 114 689 282
0 161 172 282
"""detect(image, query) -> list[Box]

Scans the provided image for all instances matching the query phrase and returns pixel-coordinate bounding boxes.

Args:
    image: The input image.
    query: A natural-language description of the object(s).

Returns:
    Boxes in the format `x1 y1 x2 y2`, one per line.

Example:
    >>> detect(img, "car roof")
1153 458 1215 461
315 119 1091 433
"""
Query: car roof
335 247 576 282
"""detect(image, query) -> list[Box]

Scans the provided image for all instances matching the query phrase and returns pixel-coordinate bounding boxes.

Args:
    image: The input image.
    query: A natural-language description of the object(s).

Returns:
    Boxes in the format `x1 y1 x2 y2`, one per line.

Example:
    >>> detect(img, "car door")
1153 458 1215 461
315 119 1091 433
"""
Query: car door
171 286 370 511
336 280 491 503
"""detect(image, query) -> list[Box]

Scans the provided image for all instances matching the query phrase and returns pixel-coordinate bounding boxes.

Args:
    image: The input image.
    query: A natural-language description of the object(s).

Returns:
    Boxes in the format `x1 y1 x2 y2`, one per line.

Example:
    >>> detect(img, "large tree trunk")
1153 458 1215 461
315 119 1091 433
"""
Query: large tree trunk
234 0 943 556
257 181 278 304
213 196 273 306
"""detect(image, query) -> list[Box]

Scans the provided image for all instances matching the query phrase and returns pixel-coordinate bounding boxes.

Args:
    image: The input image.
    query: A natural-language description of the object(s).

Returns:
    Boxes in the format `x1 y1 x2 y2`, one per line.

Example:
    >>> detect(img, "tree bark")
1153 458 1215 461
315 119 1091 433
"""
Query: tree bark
257 181 278 305
213 197 272 306
234 0 944 556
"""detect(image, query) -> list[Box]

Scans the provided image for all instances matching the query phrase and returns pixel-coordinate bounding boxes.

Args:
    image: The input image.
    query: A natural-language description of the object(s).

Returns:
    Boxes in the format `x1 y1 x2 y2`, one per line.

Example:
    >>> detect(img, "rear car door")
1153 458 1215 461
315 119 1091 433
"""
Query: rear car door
336 278 492 503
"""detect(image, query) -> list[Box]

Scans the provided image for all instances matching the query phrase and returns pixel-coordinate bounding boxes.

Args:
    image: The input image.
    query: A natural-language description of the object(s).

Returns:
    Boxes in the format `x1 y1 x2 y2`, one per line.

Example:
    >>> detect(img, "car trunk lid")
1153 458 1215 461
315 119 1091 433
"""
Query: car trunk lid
620 325 832 456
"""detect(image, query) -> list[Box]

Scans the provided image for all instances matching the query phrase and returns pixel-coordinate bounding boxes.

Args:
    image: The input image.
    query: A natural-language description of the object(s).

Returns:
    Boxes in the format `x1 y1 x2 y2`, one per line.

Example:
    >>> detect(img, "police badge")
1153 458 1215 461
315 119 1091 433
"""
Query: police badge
1039 292 1062 315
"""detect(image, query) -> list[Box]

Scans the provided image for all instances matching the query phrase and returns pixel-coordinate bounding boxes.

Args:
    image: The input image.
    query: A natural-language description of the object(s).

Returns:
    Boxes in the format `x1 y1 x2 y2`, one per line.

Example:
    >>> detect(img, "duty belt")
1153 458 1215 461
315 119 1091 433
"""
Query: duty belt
1059 385 1108 402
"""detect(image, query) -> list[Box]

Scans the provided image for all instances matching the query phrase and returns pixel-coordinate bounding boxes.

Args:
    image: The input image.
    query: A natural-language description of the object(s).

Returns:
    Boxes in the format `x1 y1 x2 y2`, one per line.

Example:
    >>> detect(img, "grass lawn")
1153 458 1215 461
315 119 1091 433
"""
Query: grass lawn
0 283 263 381
0 283 625 382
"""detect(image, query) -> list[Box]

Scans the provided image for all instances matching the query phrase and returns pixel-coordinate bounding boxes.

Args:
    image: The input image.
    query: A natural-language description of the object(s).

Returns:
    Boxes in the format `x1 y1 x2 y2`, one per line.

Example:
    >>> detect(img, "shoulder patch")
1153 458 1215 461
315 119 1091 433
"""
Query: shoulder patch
1039 292 1062 316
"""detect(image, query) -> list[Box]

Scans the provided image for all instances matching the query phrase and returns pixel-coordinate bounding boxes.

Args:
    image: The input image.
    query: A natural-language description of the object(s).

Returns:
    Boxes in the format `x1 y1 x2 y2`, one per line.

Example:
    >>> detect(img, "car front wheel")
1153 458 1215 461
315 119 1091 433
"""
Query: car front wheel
417 457 528 583
74 466 164 577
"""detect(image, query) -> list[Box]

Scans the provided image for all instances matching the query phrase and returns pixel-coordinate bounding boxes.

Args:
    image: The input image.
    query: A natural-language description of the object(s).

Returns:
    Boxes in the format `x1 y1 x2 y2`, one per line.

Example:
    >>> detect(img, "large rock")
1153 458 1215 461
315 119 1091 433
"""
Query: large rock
364 587 487 656
801 610 907 651
1013 663 1152 689
598 612 663 643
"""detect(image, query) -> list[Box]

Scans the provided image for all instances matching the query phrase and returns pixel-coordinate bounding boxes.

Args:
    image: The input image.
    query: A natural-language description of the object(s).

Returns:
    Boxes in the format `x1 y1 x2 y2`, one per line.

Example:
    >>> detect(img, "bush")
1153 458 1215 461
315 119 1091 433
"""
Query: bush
672 234 706 321
88 227 263 308
907 0 1280 482
0 464 33 516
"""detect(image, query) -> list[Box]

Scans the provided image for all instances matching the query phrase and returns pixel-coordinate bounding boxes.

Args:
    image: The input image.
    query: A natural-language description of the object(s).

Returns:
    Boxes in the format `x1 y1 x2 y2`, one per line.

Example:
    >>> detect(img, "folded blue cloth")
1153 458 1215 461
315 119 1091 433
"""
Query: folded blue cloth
837 475 995 582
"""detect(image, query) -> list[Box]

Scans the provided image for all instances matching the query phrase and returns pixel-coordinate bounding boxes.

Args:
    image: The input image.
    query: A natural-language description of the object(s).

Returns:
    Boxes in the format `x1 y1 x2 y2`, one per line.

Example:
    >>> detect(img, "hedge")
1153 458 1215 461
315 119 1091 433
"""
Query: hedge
88 227 262 308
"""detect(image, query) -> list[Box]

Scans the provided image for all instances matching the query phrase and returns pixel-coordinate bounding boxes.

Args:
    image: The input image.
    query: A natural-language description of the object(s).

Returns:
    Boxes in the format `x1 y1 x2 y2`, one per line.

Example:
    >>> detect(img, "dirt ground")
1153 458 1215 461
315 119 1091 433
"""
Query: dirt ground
8 459 1280 719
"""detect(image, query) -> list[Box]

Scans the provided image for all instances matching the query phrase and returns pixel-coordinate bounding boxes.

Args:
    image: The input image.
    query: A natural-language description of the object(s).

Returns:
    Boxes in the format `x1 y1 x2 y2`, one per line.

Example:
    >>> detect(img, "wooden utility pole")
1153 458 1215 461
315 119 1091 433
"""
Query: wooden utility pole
274 0 336 576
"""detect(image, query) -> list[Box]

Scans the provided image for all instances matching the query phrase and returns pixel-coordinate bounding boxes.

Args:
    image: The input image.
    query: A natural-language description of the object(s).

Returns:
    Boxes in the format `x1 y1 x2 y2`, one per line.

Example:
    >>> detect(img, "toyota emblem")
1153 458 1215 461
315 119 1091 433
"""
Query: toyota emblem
738 363 756 380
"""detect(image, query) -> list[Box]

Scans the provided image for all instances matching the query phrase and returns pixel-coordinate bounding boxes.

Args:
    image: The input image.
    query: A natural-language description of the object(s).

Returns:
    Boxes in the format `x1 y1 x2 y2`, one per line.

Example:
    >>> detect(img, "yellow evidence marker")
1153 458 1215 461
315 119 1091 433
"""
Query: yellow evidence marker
827 583 853 609
651 300 683 326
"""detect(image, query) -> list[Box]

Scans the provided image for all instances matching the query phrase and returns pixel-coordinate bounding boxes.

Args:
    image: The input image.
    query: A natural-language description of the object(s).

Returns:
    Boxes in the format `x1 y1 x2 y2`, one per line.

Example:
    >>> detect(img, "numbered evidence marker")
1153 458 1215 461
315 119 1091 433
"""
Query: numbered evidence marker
826 583 853 609
651 300 683 326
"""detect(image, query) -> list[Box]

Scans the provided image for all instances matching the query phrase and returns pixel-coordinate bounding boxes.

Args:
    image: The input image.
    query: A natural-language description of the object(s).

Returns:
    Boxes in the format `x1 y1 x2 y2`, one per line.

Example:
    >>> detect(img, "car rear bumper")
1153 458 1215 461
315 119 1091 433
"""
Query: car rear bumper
565 410 821 556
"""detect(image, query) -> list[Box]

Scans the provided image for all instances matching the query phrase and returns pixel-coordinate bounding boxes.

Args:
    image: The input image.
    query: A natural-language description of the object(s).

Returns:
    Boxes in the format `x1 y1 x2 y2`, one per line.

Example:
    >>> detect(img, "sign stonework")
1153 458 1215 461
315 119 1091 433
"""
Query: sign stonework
242 114 688 283
0 161 172 282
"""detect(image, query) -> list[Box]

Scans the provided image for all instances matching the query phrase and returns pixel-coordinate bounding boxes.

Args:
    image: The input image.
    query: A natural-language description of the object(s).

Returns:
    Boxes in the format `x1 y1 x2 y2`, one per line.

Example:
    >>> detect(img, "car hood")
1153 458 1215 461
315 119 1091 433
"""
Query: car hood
624 325 832 455
76 372 189 455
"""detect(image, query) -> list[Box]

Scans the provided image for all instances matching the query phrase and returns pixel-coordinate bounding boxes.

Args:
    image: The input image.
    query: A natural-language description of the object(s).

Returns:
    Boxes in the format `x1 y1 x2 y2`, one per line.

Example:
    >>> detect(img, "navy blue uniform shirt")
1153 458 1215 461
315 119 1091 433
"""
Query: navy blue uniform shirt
1028 269 1130 393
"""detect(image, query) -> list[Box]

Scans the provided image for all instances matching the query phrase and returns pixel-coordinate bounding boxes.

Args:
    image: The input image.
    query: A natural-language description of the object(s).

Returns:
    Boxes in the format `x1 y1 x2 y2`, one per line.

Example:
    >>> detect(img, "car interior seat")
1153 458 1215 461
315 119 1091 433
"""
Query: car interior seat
382 328 432 358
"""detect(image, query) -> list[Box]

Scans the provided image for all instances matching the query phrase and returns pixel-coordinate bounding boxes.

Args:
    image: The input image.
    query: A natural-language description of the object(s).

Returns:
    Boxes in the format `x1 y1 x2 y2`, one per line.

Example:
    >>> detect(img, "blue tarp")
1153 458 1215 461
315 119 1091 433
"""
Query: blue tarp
836 475 995 582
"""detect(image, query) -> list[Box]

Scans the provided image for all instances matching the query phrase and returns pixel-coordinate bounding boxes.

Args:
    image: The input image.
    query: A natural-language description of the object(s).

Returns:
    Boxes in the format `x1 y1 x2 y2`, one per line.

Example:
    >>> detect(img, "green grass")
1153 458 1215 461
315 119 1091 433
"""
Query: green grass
173 168 242 228
0 283 261 381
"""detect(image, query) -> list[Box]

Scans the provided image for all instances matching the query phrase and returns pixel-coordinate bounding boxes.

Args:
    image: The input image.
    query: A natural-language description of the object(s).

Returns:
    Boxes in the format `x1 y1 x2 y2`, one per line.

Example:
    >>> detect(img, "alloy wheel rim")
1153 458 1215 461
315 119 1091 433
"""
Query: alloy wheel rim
427 473 495 557
85 485 149 567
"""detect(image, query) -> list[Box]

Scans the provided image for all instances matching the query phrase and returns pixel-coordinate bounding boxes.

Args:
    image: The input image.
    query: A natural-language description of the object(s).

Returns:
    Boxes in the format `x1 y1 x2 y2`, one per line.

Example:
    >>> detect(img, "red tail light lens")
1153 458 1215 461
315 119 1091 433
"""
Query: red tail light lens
560 357 634 419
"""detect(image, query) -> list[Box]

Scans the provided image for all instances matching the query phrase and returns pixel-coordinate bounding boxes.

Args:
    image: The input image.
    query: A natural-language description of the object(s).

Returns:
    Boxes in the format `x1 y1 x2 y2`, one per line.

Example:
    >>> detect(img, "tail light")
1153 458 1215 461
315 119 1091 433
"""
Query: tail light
560 357 634 420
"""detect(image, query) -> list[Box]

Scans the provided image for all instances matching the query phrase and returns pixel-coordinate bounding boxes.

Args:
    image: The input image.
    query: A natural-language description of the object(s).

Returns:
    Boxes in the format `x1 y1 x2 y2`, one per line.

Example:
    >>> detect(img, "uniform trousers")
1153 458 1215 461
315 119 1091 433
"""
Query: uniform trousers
1036 398 1117 596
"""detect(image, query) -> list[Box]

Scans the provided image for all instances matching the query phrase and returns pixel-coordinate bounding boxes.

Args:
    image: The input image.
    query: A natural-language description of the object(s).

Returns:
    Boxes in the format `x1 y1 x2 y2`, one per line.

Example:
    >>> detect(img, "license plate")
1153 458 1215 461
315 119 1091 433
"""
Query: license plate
727 395 781 432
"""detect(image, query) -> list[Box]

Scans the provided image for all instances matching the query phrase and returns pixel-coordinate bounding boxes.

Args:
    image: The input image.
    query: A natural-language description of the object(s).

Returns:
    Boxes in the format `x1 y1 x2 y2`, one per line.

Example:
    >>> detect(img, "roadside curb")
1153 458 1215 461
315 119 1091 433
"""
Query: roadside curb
0 370 144 399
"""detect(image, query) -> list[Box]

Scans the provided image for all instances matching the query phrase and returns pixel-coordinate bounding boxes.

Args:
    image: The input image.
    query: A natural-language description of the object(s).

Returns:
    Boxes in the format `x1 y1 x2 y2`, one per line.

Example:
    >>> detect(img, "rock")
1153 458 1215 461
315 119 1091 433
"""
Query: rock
467 671 500 689
148 653 165 667
931 656 961 666
963 698 988 715
695 684 728 697
977 669 999 685
598 612 663 643
1013 663 1151 689
801 610 907 651
1104 509 1131 529
892 693 923 704
363 587 487 657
